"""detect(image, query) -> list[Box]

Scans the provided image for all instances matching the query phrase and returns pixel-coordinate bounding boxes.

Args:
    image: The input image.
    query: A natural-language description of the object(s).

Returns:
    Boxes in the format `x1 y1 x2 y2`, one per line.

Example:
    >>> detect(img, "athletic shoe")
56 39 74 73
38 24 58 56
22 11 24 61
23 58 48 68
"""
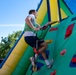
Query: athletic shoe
30 57 35 66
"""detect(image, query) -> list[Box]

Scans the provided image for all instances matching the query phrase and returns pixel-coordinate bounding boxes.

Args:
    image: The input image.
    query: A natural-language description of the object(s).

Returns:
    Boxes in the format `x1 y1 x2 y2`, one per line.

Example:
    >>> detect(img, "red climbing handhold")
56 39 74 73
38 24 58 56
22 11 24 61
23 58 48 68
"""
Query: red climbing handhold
60 49 66 56
33 48 40 55
65 23 74 39
65 29 72 39
72 58 76 63
50 70 56 75
49 27 58 31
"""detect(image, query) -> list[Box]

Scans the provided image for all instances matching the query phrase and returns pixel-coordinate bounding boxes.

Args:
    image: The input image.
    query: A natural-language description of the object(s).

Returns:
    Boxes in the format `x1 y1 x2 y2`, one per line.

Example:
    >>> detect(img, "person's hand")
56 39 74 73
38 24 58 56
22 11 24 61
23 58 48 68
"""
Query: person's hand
40 25 48 30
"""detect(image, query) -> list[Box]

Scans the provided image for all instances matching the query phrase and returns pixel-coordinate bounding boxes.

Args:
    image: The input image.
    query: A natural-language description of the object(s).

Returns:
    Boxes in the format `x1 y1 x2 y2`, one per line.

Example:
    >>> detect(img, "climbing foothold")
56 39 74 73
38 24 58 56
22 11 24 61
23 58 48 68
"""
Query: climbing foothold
49 27 58 31
50 70 56 75
45 40 53 43
65 30 72 39
60 49 66 56
65 23 74 39
72 58 76 63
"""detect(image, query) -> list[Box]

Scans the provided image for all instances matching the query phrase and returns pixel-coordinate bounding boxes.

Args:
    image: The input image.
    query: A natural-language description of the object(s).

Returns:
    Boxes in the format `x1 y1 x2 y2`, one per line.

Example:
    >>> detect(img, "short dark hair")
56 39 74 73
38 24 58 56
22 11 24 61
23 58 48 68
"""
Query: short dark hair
29 9 36 14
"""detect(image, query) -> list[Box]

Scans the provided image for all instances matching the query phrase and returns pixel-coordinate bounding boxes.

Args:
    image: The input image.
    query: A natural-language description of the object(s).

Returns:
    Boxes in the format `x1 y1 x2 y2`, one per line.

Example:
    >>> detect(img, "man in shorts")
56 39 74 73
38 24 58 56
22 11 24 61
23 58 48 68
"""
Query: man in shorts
24 9 53 68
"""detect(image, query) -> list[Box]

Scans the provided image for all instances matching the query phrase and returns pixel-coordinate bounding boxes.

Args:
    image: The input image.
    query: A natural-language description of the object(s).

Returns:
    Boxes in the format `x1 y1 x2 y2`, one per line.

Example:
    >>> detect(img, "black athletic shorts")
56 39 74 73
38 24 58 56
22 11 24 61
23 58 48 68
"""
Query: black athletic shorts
24 36 44 48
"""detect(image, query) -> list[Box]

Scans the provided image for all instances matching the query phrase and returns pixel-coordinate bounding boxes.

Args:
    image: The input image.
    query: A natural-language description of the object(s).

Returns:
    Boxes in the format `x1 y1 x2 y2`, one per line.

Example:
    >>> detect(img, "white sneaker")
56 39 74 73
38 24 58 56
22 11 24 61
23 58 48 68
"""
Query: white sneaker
47 59 54 69
30 57 35 66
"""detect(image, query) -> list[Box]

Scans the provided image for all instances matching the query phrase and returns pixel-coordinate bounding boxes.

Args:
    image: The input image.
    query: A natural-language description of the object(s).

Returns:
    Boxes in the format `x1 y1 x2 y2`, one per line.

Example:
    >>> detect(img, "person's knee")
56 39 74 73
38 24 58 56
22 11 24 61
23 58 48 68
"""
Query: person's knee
41 42 48 48
39 42 48 53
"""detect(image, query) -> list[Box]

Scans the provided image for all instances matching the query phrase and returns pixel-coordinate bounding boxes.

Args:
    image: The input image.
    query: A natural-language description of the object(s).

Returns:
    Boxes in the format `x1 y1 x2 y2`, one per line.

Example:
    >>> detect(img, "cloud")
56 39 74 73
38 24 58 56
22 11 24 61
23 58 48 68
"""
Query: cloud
0 24 24 27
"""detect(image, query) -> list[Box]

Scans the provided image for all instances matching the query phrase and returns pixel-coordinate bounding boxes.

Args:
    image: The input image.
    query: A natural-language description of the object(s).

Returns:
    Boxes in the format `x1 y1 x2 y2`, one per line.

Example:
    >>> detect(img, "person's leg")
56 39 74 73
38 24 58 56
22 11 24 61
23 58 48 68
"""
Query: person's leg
24 36 37 66
33 42 48 60
38 42 48 59
41 51 51 66
25 36 51 68
38 42 48 54
37 42 52 68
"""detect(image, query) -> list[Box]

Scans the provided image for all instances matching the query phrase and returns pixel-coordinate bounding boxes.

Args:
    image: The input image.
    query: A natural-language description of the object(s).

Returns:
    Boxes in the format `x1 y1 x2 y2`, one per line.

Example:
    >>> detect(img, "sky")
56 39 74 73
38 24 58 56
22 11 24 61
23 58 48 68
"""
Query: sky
0 0 76 42
0 0 41 42
64 0 76 13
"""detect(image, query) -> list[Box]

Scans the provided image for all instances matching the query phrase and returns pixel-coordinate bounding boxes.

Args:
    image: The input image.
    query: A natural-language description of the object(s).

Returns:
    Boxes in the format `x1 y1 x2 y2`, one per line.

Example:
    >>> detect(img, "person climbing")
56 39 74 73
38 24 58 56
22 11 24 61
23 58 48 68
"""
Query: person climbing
24 9 55 68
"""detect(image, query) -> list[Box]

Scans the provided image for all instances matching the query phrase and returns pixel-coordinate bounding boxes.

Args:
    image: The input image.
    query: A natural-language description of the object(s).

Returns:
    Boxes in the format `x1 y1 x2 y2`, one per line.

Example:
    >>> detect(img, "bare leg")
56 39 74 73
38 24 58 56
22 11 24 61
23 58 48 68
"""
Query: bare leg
41 51 47 60
31 42 52 68
38 42 52 68
38 42 48 60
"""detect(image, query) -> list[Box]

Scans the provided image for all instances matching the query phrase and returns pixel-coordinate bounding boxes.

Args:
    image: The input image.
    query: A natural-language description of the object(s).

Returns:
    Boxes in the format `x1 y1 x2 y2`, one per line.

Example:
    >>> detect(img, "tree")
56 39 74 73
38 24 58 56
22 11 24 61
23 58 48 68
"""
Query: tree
0 30 22 60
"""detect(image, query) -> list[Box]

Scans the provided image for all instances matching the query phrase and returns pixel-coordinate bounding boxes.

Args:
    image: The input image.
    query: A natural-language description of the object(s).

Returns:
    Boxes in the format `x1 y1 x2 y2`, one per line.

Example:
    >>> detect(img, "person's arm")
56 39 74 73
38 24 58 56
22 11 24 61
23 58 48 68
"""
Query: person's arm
36 23 41 28
25 16 40 31
46 21 59 25
40 21 59 30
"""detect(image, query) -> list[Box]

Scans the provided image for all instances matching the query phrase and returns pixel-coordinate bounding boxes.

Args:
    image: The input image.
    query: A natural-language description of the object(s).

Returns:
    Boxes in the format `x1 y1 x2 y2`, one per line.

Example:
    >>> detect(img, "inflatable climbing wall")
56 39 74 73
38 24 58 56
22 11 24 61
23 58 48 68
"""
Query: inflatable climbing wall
0 0 76 75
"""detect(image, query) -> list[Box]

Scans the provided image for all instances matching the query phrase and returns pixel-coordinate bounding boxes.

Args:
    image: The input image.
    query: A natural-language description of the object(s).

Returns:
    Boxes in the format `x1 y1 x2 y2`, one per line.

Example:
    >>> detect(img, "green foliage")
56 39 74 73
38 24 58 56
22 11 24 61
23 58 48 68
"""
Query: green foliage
0 31 22 59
